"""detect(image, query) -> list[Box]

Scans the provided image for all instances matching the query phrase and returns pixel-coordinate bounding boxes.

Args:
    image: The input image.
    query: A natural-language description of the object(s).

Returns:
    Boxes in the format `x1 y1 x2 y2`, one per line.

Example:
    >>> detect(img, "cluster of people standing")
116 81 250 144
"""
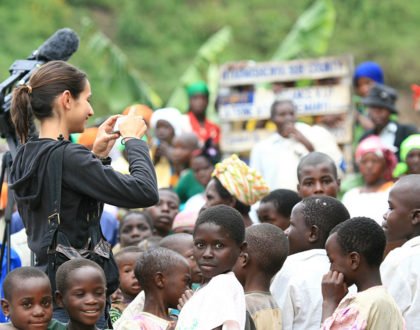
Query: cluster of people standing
0 58 419 330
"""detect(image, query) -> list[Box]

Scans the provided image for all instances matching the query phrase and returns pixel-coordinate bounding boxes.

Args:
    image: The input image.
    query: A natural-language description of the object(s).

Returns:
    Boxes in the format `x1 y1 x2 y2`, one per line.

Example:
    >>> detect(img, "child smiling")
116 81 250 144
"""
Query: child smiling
1 267 53 330
54 259 107 330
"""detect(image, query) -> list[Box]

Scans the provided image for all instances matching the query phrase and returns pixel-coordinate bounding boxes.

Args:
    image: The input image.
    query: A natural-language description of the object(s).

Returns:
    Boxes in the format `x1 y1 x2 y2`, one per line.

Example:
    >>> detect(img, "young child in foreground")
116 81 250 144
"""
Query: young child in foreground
114 233 202 329
110 246 143 324
381 174 420 329
0 267 53 330
234 223 288 329
176 205 247 330
116 247 190 330
54 258 107 330
321 217 404 329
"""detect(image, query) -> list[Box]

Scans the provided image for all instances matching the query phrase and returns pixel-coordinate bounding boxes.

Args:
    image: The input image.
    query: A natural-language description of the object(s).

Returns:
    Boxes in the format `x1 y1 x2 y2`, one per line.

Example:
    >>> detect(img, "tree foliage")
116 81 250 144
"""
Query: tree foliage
1 0 420 118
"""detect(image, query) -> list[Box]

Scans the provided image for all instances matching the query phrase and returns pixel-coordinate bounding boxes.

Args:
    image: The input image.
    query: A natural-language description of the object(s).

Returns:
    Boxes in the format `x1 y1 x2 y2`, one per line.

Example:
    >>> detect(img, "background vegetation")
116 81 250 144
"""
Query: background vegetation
1 0 420 120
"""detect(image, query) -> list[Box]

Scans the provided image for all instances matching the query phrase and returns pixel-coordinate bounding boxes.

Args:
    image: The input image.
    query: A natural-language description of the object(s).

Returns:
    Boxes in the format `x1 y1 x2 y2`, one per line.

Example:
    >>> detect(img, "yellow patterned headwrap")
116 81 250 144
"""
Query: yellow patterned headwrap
212 154 269 205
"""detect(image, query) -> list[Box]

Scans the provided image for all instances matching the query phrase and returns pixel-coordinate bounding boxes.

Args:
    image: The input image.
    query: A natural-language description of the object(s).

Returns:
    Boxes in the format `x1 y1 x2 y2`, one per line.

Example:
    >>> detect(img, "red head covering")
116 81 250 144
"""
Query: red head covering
355 136 397 181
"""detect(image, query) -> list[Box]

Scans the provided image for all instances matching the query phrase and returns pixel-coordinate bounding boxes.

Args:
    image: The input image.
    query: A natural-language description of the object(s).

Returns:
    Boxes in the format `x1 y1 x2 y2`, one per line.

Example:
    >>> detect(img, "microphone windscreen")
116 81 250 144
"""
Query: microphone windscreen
36 28 80 61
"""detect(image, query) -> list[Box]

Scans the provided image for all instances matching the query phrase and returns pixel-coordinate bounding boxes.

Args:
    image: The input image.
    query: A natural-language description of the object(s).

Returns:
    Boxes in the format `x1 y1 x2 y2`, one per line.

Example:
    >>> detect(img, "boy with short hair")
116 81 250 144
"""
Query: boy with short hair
116 247 191 329
114 233 202 328
322 217 404 329
257 189 301 230
1 267 53 330
55 258 107 330
234 223 288 329
270 196 350 330
381 174 420 329
297 152 340 198
147 188 180 237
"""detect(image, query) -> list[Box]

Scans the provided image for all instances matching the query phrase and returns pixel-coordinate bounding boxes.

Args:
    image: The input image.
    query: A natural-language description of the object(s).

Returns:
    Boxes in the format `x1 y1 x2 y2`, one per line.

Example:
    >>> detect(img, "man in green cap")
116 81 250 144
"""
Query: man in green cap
184 81 220 146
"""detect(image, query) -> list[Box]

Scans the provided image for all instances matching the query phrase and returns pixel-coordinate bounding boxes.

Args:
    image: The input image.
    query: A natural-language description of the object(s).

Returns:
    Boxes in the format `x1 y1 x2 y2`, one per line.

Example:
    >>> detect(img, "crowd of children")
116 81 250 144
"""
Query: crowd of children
2 63 420 330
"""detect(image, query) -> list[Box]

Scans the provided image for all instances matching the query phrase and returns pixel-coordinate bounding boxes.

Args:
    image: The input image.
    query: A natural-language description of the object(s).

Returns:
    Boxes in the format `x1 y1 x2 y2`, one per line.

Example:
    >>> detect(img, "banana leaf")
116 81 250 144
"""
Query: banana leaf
272 0 336 60
87 30 162 111
165 26 232 117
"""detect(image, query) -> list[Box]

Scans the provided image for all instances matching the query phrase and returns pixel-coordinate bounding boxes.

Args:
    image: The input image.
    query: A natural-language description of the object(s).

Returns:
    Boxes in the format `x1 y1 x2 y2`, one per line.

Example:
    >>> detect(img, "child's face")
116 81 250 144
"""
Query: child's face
172 239 203 284
325 233 354 287
57 266 106 328
164 261 191 309
298 164 340 198
406 149 420 174
171 137 195 166
193 223 242 281
120 214 153 247
383 184 415 242
257 201 290 230
148 191 179 236
356 77 375 97
118 253 142 299
358 152 386 185
285 203 311 255
156 120 175 143
1 277 52 330
191 156 214 187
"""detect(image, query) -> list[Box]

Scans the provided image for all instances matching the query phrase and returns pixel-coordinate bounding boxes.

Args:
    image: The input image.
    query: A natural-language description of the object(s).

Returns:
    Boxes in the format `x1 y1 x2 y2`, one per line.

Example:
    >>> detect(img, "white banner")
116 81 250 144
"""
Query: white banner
219 55 352 86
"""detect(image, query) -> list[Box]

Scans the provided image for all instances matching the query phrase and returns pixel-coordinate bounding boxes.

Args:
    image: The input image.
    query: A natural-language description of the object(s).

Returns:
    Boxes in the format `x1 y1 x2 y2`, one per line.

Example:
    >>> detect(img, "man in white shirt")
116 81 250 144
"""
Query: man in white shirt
270 196 350 330
380 175 420 330
250 99 343 191
250 100 314 191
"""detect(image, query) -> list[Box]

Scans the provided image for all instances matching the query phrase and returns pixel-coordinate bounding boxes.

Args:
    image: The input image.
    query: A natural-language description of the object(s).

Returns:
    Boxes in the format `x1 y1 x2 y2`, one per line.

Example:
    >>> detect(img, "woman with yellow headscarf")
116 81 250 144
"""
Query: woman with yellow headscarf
201 154 269 227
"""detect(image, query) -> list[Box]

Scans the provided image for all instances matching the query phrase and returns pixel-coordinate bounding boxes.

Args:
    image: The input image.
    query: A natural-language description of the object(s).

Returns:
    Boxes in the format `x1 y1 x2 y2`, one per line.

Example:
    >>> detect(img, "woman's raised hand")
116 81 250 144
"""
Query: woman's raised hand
119 107 147 139
92 115 120 158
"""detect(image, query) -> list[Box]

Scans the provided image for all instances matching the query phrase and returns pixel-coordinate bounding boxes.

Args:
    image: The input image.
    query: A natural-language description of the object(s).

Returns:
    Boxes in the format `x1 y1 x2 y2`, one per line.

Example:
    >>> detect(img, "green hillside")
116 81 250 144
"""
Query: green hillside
1 0 420 117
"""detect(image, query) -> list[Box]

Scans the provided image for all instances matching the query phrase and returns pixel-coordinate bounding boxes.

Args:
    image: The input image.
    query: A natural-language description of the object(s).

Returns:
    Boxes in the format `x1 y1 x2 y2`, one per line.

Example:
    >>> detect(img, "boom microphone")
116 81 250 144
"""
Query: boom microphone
29 28 80 62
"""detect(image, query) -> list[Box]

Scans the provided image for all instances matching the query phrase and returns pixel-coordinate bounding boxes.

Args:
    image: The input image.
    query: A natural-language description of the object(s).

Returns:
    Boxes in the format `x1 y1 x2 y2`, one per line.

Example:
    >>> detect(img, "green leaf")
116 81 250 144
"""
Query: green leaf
87 29 162 111
272 0 336 60
166 26 232 112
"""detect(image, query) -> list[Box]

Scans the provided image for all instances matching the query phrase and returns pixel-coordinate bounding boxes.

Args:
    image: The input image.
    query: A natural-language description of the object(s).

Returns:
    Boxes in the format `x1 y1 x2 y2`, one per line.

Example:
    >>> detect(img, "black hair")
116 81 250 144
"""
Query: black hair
194 205 245 246
11 61 87 143
114 246 143 264
331 217 386 267
213 177 251 214
158 188 180 203
119 210 154 234
300 196 350 245
138 235 163 252
246 224 288 277
191 138 221 165
297 152 338 181
159 233 193 253
55 258 105 295
134 247 188 291
270 99 296 119
260 189 302 218
3 267 50 301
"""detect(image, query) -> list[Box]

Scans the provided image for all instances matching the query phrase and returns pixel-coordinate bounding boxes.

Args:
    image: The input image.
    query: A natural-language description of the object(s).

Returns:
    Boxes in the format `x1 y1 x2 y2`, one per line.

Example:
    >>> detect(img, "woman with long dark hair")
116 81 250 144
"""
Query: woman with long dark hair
9 60 158 324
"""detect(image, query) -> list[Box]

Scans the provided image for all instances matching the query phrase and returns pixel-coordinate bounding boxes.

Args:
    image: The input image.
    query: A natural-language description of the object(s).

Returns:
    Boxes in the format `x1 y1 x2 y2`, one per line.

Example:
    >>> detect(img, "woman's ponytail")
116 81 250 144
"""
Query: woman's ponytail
11 85 34 143
10 61 87 144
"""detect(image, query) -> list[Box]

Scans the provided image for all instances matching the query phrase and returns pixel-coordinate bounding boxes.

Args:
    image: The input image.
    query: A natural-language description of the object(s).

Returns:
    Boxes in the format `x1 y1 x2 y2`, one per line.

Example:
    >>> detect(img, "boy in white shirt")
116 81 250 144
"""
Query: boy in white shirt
381 174 420 330
270 196 350 330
